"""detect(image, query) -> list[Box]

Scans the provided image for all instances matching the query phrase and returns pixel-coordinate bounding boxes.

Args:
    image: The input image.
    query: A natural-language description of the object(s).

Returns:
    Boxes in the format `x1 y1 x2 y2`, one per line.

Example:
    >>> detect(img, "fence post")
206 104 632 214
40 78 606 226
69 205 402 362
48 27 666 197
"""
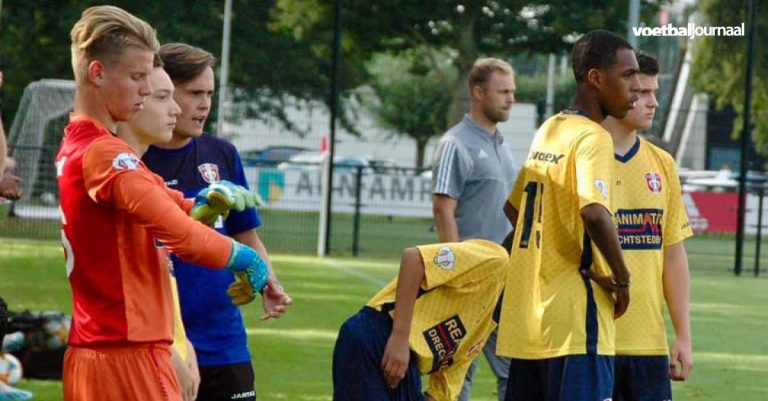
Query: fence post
755 185 764 277
352 166 363 256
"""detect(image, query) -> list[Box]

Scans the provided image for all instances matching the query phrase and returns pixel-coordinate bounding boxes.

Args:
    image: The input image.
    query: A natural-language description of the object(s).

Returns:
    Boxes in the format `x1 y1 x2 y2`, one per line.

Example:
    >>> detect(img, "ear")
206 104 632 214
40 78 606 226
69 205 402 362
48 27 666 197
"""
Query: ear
586 68 602 89
471 84 484 101
87 60 106 87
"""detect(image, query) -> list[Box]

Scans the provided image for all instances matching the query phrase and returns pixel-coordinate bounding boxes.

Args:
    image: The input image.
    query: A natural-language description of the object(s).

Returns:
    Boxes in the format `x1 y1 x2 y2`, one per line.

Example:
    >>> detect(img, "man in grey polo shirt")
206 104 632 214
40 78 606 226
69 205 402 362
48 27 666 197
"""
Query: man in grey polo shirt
431 58 518 401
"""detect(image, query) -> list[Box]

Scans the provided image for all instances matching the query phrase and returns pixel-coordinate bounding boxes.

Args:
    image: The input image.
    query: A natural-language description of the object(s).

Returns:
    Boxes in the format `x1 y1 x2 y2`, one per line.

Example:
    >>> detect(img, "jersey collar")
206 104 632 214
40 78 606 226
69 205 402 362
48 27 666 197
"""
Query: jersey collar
561 108 590 118
68 113 113 135
147 136 198 156
614 136 641 163
463 115 502 143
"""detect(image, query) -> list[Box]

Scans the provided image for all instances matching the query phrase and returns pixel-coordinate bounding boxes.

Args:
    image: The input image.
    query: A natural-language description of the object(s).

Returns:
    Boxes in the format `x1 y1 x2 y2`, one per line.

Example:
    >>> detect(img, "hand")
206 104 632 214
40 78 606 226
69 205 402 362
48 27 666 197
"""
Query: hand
580 269 630 318
0 173 22 201
225 241 269 294
669 338 693 381
227 272 256 305
171 347 199 401
185 356 200 401
260 279 292 321
381 333 410 389
190 180 262 225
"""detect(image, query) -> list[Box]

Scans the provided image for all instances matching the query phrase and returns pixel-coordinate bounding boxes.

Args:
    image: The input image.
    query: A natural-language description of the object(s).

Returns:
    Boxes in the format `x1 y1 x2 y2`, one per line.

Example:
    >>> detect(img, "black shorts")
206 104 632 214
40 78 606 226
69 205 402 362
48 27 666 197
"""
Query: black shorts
613 355 672 401
197 362 256 401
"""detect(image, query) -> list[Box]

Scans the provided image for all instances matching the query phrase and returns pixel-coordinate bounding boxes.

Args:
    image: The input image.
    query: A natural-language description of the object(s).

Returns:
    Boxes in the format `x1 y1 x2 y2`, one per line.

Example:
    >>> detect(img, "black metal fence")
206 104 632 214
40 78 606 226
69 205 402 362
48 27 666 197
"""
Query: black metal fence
1 147 438 258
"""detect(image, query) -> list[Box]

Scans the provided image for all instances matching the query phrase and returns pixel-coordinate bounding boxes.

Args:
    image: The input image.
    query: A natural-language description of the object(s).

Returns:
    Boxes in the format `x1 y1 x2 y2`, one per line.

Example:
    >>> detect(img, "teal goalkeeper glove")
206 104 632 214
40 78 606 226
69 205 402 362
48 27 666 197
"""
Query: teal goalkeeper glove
225 240 270 295
190 180 263 226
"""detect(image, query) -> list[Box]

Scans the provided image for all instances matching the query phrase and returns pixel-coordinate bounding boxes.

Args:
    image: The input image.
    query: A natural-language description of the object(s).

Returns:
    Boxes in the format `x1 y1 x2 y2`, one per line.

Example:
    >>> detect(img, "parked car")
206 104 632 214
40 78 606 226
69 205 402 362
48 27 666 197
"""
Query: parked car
277 151 372 174
368 158 401 175
241 145 309 167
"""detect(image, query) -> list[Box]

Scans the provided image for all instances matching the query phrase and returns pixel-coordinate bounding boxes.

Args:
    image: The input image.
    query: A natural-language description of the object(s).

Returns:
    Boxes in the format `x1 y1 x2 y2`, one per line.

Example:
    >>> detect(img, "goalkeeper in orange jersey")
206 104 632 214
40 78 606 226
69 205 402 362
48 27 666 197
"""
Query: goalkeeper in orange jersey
59 6 268 401
332 239 510 401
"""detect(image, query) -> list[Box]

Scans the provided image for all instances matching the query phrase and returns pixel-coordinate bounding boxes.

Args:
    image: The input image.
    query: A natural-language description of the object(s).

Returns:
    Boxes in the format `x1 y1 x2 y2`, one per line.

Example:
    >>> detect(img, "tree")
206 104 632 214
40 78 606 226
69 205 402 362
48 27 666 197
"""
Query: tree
271 0 665 125
0 1 341 136
692 0 768 154
363 48 457 167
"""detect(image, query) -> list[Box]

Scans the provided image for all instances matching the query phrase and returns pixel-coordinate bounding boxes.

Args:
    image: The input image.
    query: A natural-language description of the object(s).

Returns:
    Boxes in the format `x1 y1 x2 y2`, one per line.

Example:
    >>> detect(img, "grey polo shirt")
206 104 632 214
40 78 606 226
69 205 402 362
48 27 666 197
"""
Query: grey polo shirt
432 115 518 244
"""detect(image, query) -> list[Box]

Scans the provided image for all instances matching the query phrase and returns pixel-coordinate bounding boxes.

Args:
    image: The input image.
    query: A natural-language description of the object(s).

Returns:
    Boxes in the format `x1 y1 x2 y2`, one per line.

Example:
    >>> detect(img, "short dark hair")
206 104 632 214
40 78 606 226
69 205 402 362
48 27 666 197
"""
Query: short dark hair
571 30 634 83
158 42 216 84
152 53 164 68
636 51 659 75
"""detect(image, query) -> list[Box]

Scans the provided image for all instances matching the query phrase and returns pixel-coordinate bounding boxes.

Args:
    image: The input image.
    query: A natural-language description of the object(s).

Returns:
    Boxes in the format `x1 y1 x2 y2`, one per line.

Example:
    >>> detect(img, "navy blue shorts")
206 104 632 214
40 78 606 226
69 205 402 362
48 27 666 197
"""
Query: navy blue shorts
332 307 423 401
613 355 672 401
197 362 255 401
504 354 614 401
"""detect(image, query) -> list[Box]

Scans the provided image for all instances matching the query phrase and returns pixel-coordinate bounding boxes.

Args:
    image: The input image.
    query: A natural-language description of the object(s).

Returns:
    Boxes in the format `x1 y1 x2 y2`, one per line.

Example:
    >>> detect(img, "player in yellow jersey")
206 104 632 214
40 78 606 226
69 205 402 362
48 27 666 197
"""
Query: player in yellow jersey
602 52 693 401
498 30 639 401
332 240 509 401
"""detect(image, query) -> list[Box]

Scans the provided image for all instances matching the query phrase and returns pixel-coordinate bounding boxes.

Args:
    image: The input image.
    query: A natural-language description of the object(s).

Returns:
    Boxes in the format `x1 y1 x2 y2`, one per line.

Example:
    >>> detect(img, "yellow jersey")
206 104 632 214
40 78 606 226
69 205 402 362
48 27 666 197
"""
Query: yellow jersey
612 137 693 355
366 239 509 401
497 111 617 359
169 259 190 361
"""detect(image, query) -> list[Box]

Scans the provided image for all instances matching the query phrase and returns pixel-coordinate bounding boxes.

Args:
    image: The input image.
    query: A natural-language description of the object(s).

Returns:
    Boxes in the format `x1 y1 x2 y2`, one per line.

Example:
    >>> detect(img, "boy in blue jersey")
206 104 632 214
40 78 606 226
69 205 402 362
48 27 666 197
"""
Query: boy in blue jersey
142 42 292 401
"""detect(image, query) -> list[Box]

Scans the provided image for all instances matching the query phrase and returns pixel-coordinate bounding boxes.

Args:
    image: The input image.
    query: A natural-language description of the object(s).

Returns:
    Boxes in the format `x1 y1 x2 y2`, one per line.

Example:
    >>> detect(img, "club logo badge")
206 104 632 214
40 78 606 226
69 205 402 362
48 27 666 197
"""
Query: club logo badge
198 163 220 184
112 152 140 171
645 172 663 194
433 247 455 271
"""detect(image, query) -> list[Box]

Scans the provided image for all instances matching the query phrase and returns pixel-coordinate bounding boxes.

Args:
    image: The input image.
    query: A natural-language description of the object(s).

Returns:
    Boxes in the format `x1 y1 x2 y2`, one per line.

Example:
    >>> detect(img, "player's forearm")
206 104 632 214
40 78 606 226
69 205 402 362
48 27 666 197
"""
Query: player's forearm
664 242 692 341
432 196 459 243
391 247 425 340
581 203 631 283
233 229 277 282
503 201 518 229
112 173 232 268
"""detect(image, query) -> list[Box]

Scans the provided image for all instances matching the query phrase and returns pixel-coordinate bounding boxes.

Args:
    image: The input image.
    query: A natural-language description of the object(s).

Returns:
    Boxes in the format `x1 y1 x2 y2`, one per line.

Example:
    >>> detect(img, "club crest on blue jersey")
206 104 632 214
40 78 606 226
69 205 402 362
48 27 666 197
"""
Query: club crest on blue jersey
198 163 220 183
422 315 466 373
645 172 663 194
112 152 140 171
615 208 663 250
433 247 455 271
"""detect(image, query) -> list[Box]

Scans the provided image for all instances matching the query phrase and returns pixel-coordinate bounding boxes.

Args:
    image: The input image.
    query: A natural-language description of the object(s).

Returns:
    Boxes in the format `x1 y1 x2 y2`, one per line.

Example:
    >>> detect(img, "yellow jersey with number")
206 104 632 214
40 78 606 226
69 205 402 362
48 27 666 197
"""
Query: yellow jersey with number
612 137 693 355
367 239 508 401
497 112 617 359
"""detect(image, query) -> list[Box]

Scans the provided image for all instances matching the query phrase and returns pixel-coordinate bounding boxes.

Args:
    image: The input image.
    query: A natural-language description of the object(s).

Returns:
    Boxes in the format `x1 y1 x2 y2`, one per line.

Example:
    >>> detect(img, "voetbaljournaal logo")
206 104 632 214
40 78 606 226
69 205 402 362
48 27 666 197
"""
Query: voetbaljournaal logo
632 23 745 39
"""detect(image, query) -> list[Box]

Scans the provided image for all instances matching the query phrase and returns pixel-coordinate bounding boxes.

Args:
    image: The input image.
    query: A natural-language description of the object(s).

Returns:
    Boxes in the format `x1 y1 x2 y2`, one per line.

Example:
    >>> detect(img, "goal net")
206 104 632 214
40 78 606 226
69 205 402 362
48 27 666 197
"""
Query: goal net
7 79 75 219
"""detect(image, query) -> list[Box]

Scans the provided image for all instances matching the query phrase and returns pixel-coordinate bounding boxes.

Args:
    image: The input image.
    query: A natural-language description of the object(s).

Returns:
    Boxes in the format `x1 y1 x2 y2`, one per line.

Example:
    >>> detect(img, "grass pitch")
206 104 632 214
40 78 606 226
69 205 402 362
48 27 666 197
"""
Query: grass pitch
1 238 767 400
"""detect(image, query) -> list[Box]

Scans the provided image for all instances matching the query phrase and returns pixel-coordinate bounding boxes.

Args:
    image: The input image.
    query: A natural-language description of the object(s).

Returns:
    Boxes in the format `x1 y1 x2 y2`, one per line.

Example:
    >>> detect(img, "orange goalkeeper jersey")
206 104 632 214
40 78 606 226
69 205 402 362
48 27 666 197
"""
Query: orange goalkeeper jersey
57 114 233 346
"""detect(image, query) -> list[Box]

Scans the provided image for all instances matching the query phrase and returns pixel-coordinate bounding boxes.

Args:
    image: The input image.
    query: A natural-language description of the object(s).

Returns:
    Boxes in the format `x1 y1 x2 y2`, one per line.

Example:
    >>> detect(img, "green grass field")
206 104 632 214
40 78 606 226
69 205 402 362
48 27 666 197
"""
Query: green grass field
1 238 767 400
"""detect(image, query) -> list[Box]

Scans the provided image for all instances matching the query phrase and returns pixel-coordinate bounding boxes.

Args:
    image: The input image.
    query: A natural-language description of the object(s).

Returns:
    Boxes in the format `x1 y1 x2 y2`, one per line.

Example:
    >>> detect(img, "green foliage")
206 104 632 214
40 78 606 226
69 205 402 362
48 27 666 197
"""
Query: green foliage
270 0 667 126
363 48 458 167
0 1 345 136
692 0 768 153
515 73 577 121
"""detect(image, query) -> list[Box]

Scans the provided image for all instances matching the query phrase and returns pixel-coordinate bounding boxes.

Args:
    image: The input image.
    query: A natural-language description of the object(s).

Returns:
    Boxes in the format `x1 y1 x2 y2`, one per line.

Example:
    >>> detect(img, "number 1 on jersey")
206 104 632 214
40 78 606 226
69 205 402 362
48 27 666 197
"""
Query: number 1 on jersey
519 181 543 249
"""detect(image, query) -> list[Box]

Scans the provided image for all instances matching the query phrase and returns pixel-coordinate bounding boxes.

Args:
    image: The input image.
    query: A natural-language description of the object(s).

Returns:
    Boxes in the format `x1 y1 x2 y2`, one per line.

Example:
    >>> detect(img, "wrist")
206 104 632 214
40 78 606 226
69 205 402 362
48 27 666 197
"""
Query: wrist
269 279 284 292
390 327 410 340
610 275 632 287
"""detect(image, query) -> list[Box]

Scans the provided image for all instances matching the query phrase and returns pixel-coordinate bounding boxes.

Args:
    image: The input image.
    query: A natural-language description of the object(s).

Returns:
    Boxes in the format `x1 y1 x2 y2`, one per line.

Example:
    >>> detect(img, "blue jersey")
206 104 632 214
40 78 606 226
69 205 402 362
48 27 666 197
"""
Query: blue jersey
143 135 261 366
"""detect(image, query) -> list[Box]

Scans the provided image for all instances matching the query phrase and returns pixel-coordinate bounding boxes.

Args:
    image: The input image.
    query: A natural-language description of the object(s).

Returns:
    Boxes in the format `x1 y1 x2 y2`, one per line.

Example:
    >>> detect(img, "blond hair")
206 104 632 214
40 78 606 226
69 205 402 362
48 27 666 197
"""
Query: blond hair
70 5 159 82
467 58 514 92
